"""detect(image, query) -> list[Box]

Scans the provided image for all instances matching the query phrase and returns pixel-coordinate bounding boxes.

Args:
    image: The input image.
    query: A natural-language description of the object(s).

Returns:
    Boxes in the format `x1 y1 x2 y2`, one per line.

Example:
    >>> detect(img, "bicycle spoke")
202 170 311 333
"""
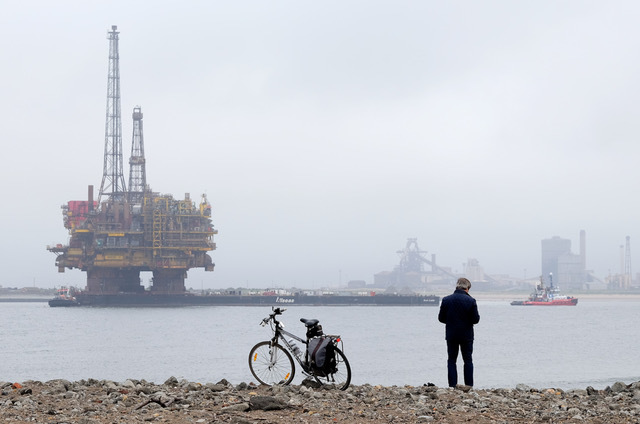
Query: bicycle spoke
248 342 295 386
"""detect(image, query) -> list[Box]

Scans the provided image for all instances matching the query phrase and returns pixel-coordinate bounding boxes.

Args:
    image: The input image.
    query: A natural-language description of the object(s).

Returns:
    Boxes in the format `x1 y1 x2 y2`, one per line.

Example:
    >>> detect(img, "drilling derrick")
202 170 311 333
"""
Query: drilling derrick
99 25 127 203
47 26 217 299
128 106 146 203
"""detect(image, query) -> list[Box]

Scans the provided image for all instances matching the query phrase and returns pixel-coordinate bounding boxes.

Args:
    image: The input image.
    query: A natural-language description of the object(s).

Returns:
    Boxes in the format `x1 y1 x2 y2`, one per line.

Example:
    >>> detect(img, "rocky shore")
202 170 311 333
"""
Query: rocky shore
2 378 640 423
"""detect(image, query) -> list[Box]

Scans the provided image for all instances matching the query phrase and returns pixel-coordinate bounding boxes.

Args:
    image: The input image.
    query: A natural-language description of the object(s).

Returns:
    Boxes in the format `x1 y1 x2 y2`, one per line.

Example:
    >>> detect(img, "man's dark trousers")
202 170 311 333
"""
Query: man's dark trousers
447 339 473 387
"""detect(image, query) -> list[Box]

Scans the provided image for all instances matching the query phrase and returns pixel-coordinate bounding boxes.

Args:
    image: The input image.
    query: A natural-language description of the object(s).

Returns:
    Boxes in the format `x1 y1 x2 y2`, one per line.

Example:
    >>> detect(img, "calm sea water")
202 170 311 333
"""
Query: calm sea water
1 299 639 390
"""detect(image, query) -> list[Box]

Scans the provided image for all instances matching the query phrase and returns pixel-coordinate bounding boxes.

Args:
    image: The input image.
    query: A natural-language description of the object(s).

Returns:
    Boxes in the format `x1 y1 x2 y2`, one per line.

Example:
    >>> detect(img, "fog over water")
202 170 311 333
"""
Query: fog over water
2 2 640 288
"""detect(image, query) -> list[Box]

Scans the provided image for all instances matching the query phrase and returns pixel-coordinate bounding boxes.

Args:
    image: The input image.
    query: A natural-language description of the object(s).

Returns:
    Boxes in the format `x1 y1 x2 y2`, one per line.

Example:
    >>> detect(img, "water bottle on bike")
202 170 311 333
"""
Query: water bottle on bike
289 339 302 358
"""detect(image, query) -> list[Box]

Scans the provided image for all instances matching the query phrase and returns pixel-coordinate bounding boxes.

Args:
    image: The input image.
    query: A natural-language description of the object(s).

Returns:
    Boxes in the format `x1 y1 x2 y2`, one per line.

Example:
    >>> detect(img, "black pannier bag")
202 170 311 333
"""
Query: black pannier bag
307 336 336 376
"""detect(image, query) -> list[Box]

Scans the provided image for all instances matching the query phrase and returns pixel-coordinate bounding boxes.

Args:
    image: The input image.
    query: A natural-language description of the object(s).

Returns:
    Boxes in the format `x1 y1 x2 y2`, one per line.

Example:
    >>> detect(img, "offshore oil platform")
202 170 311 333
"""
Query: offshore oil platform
47 26 216 297
46 26 440 307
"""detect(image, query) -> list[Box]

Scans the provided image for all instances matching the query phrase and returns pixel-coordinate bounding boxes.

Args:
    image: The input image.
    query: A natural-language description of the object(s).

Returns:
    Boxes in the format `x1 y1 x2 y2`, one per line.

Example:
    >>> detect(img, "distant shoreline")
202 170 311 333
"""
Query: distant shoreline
3 292 640 304
0 297 49 302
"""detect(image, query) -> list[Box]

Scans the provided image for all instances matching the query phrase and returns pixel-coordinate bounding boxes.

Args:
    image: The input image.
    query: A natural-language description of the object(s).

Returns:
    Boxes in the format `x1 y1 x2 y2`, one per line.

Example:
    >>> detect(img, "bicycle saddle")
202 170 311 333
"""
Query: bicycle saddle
300 318 319 327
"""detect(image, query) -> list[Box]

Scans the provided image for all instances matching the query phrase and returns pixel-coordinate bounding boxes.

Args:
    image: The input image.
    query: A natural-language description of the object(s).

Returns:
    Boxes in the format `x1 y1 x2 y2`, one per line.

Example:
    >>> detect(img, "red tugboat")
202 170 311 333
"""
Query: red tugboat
48 286 80 307
511 276 578 306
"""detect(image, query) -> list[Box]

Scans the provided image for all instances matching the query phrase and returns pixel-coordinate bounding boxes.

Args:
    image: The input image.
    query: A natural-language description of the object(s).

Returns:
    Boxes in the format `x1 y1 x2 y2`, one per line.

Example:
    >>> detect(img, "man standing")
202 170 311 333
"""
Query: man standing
438 277 480 389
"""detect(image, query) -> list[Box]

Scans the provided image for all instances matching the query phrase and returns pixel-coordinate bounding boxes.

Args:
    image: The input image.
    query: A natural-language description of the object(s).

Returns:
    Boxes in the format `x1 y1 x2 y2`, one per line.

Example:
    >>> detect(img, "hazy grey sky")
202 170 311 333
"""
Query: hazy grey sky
2 1 640 289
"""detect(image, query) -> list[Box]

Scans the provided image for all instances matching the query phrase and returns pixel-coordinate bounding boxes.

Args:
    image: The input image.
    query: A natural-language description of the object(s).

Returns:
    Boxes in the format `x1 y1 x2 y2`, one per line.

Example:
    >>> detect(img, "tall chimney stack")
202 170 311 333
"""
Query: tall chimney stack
88 185 94 212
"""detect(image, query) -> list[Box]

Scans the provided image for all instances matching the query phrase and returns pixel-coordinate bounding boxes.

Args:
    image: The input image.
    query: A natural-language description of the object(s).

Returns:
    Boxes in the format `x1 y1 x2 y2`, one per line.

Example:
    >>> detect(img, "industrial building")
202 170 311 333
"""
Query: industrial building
374 239 457 289
373 238 509 291
605 235 634 290
47 26 216 294
540 230 608 290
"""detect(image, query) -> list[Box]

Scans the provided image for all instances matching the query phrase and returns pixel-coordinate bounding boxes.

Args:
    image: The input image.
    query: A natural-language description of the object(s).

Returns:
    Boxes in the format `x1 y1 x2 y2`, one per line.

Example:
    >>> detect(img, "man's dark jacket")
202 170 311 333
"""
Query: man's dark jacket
438 289 480 341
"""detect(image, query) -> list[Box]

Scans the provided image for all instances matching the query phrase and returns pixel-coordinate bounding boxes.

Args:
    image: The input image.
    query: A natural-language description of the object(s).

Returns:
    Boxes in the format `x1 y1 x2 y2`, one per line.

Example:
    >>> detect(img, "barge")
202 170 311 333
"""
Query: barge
70 291 440 307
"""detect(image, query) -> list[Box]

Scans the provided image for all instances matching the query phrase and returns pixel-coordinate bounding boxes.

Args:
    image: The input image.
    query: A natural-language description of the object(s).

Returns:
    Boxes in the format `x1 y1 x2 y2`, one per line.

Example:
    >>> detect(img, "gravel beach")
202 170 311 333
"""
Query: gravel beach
2 377 640 423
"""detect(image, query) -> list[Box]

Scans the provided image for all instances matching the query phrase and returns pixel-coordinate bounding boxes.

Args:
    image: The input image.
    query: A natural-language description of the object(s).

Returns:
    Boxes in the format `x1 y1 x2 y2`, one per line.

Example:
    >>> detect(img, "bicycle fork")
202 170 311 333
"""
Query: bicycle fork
267 340 293 383
267 340 279 369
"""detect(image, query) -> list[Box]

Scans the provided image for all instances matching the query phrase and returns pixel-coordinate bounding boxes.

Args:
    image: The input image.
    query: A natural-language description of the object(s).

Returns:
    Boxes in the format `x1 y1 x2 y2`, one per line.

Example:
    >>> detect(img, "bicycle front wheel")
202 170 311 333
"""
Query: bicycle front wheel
314 346 351 390
248 341 295 386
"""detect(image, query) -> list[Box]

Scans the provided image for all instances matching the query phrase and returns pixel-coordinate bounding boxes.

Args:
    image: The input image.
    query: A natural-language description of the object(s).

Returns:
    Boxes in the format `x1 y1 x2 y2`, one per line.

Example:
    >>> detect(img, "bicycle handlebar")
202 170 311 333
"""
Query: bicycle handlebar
259 307 287 326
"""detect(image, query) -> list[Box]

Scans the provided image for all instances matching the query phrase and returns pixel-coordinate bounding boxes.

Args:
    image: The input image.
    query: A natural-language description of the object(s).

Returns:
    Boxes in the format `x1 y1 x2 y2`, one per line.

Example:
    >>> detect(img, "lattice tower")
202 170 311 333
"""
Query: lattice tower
128 106 146 203
98 25 127 204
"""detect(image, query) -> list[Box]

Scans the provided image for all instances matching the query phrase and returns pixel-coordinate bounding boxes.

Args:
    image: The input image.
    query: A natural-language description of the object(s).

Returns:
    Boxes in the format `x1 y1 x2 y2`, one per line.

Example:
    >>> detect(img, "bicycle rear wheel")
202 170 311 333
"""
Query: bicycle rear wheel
314 347 351 390
248 341 295 386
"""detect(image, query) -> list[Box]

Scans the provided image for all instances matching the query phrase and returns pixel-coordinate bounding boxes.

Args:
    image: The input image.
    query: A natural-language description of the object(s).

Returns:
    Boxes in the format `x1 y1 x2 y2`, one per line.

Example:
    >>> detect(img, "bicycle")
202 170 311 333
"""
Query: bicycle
248 307 351 390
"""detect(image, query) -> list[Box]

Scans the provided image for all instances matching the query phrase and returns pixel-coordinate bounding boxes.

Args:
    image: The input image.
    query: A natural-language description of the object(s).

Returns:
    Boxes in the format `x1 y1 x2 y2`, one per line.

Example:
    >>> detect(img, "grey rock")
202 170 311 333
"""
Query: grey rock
205 383 226 392
611 381 627 393
50 379 72 391
516 383 533 392
184 382 202 391
229 418 254 424
122 379 137 389
221 402 250 412
249 395 288 411
137 385 153 395
104 381 118 392
164 376 179 387
77 418 101 424
457 384 472 393
287 396 304 407
567 389 588 397
301 378 322 389
452 404 469 412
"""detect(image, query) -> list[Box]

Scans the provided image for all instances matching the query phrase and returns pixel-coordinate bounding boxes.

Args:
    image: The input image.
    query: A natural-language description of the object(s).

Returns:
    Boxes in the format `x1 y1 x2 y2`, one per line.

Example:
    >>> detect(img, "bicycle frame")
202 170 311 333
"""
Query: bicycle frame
267 312 309 368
